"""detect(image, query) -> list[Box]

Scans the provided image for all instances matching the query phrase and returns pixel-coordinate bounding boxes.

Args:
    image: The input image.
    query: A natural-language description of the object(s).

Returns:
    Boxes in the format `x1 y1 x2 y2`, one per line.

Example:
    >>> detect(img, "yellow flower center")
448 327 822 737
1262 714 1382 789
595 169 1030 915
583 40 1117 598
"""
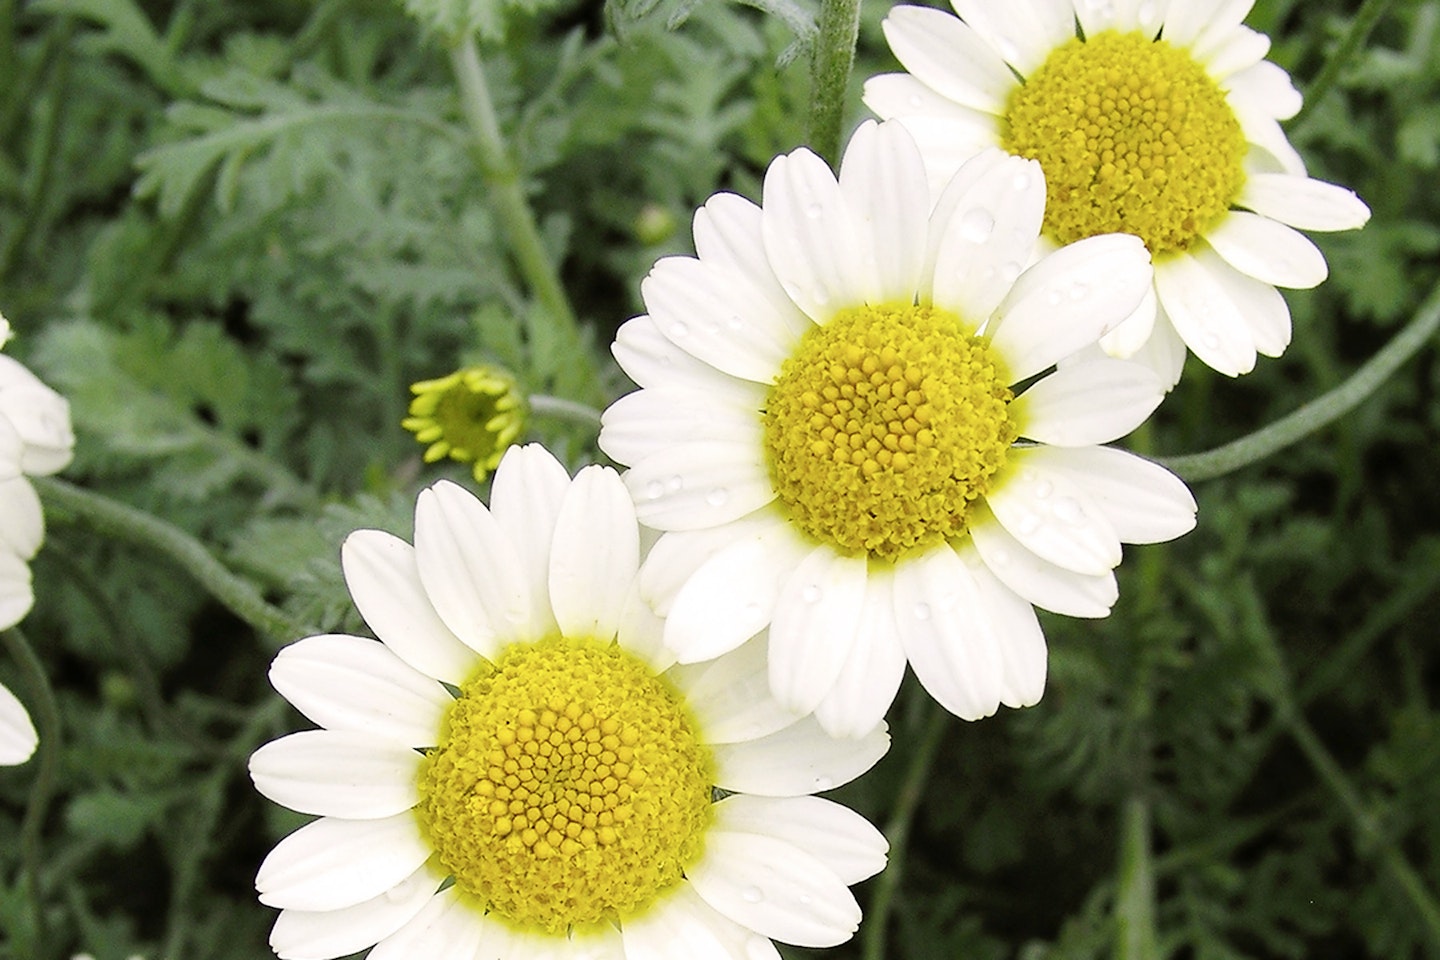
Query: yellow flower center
762 304 1015 562
416 636 713 935
1001 30 1247 256
402 366 526 481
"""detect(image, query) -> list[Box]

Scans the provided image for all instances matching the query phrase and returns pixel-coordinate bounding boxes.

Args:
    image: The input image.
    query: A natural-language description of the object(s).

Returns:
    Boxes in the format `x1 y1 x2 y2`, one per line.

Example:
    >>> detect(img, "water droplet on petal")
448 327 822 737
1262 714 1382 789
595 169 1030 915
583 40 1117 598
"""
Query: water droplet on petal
988 547 1012 568
1054 498 1084 523
1013 171 1032 191
1001 261 1023 283
1068 281 1089 301
959 208 995 243
908 95 924 108
912 602 932 621
814 776 834 791
706 487 730 508
742 885 764 904
667 474 684 492
728 314 746 330
1046 290 1064 307
644 480 664 500
1017 514 1041 535
1202 332 1221 349
798 893 814 906
802 584 822 603
1033 479 1053 499
804 203 824 219
669 321 689 338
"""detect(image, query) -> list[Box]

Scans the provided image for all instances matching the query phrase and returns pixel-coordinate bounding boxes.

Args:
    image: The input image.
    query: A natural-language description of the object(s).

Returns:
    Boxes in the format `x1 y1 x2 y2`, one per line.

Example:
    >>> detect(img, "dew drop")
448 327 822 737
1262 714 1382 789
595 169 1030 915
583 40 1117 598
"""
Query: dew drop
988 547 1012 568
669 321 689 338
1017 514 1041 535
1001 261 1023 283
814 775 835 791
1012 172 1032 191
742 886 765 904
1068 281 1089 301
706 487 730 508
1046 290 1064 307
912 602 932 621
802 584 822 603
667 474 684 492
1202 332 1222 349
644 480 664 500
1033 479 1053 499
727 314 746 330
959 208 995 243
1054 498 1083 524
908 95 924 109
804 203 824 220
798 893 814 906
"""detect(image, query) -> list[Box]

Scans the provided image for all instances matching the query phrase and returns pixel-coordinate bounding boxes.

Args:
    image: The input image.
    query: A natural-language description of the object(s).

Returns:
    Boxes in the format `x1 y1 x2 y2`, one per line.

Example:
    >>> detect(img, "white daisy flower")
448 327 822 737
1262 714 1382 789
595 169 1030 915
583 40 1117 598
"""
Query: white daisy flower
863 0 1372 384
597 120 1196 737
0 351 75 630
249 443 890 960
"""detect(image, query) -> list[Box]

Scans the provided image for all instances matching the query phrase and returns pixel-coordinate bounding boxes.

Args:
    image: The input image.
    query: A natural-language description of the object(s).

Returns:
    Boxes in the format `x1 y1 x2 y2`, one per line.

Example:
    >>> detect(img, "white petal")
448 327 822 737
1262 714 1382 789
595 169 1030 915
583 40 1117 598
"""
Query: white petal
256 814 432 912
767 546 867 715
892 114 1004 204
891 545 1007 718
368 887 486 960
0 356 74 476
1187 241 1293 358
667 636 798 745
985 451 1122 575
693 192 814 344
269 866 438 960
1012 357 1163 447
616 576 676 673
713 715 889 796
490 443 571 640
1234 107 1306 176
0 417 22 481
600 386 764 467
663 524 809 663
863 73 988 123
413 480 528 660
837 120 931 302
625 441 775 531
969 504 1118 618
268 635 452 748
1222 59 1300 119
643 257 799 382
927 151 1047 323
0 680 36 765
1074 0 1166 37
1159 0 1251 46
0 547 32 633
714 794 888 885
989 234 1153 381
1205 211 1328 289
1022 446 1196 544
612 315 763 400
1130 305 1190 389
1237 173 1371 232
621 881 777 960
761 147 869 320
1152 250 1258 377
0 475 42 559
688 830 861 948
639 516 775 616
341 530 477 683
813 568 908 739
951 0 1077 76
549 464 639 641
1097 285 1158 359
881 5 1014 114
1196 24 1270 80
249 730 420 820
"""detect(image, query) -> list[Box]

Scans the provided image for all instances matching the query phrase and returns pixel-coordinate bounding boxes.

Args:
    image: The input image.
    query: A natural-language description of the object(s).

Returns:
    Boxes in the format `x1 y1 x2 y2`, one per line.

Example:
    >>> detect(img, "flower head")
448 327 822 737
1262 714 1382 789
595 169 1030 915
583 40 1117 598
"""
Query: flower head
402 365 526 482
864 0 1371 384
250 443 889 960
599 121 1196 736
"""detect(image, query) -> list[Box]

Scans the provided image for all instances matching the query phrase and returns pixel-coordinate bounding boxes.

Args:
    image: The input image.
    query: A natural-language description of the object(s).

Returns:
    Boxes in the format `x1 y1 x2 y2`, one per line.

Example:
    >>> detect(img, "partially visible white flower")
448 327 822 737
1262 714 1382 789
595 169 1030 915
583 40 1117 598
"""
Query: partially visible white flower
0 351 73 633
0 312 11 349
864 0 1371 385
0 669 37 765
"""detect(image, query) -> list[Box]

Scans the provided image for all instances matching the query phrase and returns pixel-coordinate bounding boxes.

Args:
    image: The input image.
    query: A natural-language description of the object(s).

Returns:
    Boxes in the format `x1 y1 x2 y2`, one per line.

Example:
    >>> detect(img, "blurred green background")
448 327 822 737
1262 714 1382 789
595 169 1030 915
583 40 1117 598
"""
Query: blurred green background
1 0 1437 957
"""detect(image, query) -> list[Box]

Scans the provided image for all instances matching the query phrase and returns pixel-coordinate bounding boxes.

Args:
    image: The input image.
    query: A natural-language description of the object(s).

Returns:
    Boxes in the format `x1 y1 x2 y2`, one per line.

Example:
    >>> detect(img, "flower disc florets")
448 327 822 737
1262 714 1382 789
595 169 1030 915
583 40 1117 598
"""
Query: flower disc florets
416 635 713 934
1003 30 1247 255
763 303 1015 561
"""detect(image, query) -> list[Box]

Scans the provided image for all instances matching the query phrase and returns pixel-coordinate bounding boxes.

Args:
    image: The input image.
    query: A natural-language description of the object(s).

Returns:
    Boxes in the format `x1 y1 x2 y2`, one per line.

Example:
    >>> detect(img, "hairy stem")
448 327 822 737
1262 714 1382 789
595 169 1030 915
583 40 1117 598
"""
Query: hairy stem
34 477 313 644
806 0 863 166
861 701 948 960
1293 0 1397 127
3 626 62 960
1159 280 1440 481
528 393 603 430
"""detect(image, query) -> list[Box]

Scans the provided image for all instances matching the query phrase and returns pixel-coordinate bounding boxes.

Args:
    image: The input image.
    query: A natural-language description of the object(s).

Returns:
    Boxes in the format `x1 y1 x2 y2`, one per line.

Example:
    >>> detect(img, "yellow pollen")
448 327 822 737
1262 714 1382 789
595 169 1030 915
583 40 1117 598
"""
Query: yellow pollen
416 636 712 934
1002 30 1247 255
762 303 1015 561
402 365 526 482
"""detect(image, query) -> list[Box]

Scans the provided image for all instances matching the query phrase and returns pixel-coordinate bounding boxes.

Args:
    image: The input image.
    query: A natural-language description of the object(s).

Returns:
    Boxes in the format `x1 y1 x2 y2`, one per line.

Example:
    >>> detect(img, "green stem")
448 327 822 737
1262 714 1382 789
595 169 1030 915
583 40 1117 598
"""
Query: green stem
860 701 948 960
447 37 583 354
1115 796 1159 960
806 0 863 166
3 626 62 960
527 393 603 430
1293 0 1397 127
33 477 313 644
1158 279 1440 482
